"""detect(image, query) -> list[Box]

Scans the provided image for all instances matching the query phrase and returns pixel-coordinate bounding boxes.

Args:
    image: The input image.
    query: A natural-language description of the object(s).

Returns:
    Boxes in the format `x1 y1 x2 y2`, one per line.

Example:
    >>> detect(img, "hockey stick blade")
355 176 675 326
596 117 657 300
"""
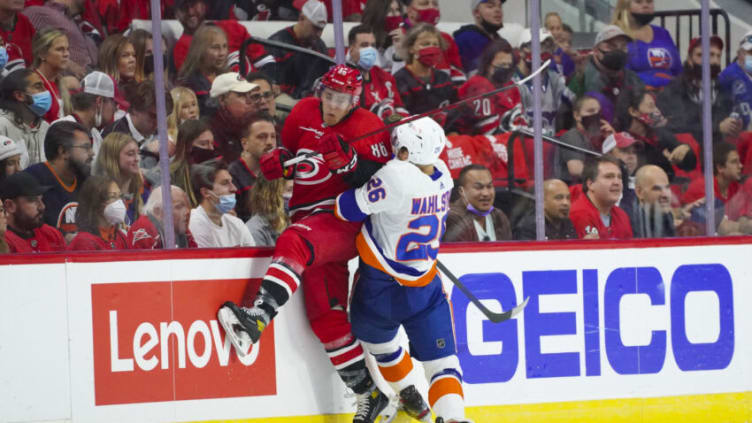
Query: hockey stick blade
437 260 528 323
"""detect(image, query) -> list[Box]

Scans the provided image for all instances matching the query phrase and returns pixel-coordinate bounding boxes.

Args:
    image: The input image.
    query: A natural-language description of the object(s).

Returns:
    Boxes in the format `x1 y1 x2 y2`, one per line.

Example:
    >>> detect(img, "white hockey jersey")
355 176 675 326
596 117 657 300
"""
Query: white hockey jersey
335 158 454 287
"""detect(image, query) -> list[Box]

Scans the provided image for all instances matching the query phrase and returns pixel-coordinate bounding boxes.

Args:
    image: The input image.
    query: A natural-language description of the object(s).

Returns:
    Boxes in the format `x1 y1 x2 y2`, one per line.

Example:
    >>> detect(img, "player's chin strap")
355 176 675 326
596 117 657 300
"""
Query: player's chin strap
282 60 553 168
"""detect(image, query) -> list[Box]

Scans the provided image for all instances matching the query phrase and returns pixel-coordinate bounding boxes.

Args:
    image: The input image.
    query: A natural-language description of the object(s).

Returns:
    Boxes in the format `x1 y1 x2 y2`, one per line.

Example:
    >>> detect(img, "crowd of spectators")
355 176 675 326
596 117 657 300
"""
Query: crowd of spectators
1 0 752 255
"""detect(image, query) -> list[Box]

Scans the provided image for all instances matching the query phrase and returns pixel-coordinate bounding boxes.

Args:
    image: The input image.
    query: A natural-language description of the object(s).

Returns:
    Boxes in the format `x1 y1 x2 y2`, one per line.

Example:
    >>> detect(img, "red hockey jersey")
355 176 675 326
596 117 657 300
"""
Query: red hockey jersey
281 97 391 219
455 76 521 136
361 66 408 119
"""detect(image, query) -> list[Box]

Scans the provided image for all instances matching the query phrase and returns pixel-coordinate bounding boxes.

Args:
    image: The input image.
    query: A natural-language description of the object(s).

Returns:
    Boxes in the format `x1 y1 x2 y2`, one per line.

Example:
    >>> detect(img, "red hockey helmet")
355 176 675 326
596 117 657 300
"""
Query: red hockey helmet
318 64 363 105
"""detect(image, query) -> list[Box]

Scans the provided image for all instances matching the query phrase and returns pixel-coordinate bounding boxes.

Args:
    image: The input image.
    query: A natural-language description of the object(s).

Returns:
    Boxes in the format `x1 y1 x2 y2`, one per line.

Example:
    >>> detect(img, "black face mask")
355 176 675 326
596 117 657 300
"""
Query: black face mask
689 63 721 80
631 12 654 26
190 146 217 164
143 54 168 76
480 19 503 35
491 65 515 85
599 49 628 71
580 113 602 136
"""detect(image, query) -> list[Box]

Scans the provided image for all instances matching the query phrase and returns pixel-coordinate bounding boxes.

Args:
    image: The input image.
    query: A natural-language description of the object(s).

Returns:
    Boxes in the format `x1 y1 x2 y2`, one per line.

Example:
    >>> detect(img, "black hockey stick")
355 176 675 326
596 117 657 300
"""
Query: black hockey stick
436 260 529 323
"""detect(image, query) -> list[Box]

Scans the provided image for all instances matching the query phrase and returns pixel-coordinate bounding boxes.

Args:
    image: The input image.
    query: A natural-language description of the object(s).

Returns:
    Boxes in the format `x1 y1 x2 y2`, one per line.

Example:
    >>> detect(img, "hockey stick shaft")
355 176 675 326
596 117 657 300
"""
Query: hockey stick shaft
437 260 528 323
248 36 358 68
346 59 552 145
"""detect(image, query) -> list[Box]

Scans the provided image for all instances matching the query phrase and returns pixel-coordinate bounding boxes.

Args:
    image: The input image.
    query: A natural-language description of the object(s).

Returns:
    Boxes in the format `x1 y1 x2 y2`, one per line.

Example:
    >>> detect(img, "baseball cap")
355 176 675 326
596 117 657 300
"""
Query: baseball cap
82 71 115 98
0 136 21 161
0 172 51 200
517 28 553 48
210 72 258 98
594 25 632 46
741 30 752 51
602 132 639 154
301 0 327 29
687 35 724 56
471 0 505 11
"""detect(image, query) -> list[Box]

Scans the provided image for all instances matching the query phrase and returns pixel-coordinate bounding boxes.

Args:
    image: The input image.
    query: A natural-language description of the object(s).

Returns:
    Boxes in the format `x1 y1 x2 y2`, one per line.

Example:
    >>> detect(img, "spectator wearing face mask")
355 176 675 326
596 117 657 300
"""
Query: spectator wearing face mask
347 25 407 122
553 95 614 183
453 0 504 74
0 68 50 168
612 0 682 89
25 120 92 242
31 28 68 124
395 23 458 121
616 88 696 182
127 185 197 249
719 30 752 132
189 160 254 248
514 178 577 240
569 25 645 108
0 0 35 68
1 171 64 252
245 175 292 247
93 132 147 226
443 164 511 242
657 37 737 144
60 71 120 155
67 174 129 250
454 37 520 136
514 28 575 136
400 0 465 85
362 0 406 58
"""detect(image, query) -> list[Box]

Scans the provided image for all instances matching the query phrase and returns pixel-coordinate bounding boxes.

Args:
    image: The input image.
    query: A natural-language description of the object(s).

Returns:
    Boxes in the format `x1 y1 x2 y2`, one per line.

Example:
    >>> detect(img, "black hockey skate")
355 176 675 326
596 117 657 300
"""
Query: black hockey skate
217 301 270 357
353 387 395 423
398 385 431 422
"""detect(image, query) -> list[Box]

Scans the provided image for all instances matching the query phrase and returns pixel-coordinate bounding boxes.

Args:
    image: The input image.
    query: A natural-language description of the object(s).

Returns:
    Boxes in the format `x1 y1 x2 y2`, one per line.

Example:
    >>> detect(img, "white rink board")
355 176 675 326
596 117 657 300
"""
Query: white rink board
0 240 750 423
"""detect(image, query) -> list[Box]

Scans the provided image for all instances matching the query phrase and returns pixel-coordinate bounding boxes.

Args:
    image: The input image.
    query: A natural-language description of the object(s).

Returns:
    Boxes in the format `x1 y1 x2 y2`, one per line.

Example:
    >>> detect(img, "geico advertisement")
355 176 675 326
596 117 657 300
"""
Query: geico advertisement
91 278 276 405
439 248 747 404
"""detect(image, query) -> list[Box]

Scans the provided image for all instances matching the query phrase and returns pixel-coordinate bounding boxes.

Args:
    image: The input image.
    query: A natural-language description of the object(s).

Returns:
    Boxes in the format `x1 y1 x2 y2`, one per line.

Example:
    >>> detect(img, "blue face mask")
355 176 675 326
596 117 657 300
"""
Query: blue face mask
0 47 8 69
744 55 752 75
358 46 379 70
28 90 52 117
215 193 237 214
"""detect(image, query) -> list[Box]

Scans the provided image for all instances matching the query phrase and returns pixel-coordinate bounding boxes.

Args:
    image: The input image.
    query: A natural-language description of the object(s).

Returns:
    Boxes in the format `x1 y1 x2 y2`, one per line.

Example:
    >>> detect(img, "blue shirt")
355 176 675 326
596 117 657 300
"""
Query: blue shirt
453 24 495 74
719 61 752 130
626 25 682 88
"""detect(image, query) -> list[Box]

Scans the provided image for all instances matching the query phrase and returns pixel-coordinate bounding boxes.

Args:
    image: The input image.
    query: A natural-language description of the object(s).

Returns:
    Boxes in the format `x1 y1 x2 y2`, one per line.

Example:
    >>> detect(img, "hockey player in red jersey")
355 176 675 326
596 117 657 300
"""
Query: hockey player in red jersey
218 65 395 423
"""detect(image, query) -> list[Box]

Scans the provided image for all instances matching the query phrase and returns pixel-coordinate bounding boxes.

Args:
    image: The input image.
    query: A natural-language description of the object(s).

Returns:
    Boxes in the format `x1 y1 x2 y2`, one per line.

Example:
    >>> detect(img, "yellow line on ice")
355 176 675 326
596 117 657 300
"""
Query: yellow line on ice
186 391 751 422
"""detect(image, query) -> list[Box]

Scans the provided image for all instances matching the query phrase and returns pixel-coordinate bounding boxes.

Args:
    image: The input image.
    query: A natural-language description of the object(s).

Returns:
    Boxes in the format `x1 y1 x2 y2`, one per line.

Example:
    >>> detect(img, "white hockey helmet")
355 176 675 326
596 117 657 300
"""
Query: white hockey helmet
390 116 447 165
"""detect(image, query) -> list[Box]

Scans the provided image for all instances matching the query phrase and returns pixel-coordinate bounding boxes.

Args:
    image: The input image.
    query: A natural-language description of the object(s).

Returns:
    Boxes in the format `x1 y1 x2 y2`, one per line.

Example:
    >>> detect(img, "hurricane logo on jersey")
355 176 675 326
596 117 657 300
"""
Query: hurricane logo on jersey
647 48 672 69
293 151 332 186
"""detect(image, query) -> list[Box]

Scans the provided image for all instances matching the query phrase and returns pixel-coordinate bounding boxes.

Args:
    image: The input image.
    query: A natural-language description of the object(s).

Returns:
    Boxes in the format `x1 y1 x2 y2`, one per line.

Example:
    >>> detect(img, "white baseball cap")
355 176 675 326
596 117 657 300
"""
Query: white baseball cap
210 72 259 98
301 0 327 29
517 28 553 48
741 29 752 51
82 71 115 98
0 136 21 161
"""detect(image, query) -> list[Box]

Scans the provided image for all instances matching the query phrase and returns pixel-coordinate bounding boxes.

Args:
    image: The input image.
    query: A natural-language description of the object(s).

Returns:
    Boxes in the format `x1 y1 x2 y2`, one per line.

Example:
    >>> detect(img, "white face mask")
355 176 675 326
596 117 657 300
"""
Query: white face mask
103 199 127 225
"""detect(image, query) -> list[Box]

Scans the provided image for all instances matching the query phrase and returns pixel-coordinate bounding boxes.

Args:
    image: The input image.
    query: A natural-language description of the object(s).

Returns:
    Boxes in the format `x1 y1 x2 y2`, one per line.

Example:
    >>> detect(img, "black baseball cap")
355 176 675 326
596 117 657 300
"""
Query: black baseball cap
0 172 51 200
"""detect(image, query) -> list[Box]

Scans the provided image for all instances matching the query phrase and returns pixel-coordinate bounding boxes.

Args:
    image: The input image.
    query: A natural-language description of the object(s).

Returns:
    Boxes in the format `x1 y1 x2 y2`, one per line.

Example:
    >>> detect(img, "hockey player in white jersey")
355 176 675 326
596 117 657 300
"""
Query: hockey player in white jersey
334 117 471 423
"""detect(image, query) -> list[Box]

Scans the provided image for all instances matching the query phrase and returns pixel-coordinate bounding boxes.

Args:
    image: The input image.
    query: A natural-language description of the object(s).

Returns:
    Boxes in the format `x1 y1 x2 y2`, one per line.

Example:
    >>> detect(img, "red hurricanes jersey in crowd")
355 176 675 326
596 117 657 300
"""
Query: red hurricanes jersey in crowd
439 32 466 85
569 194 633 239
67 229 129 251
4 224 65 253
173 20 274 72
455 76 521 135
281 97 391 220
361 66 408 119
127 215 198 249
0 12 35 67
